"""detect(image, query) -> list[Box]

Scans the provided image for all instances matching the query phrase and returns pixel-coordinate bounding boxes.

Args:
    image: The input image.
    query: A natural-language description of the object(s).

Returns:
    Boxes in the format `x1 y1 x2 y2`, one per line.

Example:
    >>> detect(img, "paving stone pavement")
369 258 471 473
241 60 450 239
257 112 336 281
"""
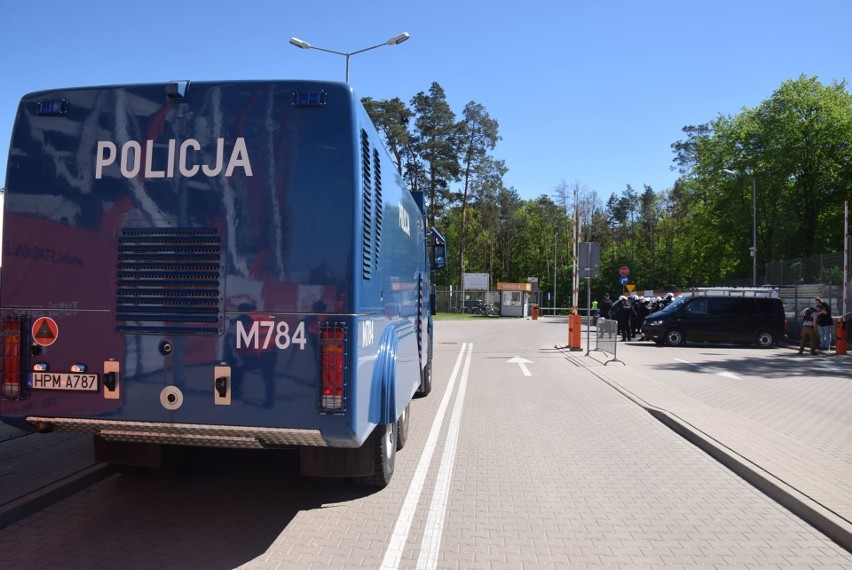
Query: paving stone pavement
0 318 850 568
575 338 852 553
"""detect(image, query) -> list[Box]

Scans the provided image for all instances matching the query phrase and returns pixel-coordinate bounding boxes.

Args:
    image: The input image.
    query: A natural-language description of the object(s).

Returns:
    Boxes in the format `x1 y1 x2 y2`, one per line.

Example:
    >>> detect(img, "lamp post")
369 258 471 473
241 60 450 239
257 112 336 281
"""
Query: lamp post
289 33 410 83
722 168 758 286
553 232 557 316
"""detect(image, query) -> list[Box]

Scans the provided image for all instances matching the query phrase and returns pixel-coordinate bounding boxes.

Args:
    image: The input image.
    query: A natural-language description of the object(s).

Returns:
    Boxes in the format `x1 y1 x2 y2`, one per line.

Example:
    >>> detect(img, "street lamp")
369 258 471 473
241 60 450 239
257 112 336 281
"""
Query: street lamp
288 33 410 83
722 168 758 286
553 232 557 316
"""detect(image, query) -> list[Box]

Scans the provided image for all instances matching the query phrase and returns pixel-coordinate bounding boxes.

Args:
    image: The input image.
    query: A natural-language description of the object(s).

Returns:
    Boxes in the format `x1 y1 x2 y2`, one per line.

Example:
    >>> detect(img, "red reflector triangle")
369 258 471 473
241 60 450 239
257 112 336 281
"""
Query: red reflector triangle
35 321 56 340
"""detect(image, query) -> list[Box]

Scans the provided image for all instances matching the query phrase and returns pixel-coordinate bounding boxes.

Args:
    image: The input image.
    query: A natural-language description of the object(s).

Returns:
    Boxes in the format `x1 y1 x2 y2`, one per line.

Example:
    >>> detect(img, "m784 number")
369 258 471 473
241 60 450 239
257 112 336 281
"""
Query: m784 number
236 320 307 350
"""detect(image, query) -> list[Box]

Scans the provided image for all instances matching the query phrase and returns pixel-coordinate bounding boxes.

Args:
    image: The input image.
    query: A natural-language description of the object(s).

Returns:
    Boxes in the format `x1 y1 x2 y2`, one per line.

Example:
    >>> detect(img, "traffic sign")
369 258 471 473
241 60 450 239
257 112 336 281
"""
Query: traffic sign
619 276 629 285
619 265 630 277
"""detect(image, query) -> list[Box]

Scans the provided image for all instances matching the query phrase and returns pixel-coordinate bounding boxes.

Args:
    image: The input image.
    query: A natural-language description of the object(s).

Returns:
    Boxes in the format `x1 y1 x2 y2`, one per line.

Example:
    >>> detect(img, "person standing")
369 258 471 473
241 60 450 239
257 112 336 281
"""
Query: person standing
613 295 632 341
799 304 818 355
599 293 612 321
815 301 833 351
629 296 643 338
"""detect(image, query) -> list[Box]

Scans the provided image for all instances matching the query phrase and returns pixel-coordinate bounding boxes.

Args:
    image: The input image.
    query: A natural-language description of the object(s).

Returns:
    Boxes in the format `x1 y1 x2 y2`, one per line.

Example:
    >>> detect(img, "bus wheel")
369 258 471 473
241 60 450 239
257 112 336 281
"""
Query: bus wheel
357 422 397 487
397 403 410 451
415 361 432 398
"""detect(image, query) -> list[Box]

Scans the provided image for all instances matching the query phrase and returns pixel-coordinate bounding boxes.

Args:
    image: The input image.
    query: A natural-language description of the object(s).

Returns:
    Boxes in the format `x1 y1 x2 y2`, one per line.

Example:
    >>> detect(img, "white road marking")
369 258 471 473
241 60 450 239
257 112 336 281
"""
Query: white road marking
507 355 533 376
416 343 473 569
380 343 470 570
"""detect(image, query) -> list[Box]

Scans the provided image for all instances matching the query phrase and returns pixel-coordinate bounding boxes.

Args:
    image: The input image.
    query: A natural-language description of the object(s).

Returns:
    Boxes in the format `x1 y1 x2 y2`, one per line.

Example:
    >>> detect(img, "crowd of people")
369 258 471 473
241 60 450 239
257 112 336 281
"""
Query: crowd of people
597 292 679 342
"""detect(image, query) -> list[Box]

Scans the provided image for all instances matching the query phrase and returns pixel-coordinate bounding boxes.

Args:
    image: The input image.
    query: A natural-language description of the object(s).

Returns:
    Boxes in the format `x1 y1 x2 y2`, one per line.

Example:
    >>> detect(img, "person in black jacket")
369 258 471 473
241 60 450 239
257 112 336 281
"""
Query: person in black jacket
599 293 612 320
815 299 833 351
613 295 632 341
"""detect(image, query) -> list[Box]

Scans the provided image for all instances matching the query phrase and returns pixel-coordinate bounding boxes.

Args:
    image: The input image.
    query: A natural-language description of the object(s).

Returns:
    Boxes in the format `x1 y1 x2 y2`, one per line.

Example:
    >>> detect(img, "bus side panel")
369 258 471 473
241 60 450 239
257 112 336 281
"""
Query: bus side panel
348 104 428 440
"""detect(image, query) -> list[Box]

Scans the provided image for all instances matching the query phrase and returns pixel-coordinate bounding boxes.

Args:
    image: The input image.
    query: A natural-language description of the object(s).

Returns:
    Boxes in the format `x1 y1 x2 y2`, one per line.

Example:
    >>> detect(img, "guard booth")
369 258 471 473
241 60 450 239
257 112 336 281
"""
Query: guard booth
498 282 532 317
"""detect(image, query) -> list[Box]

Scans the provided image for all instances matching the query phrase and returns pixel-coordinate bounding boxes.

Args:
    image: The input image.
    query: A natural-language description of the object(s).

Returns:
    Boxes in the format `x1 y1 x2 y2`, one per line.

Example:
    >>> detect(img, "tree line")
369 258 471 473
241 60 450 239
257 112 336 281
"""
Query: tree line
364 75 852 306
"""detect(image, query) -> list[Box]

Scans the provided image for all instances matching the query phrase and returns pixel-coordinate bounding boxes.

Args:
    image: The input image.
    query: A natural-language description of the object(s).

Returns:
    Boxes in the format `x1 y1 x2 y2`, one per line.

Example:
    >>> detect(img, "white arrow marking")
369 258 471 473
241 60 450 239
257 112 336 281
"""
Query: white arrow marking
507 356 533 377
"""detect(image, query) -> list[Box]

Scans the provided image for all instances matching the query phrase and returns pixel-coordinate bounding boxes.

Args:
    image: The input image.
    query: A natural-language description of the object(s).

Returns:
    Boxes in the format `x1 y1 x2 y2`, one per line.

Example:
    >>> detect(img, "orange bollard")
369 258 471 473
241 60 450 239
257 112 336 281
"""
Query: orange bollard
531 305 539 320
836 319 847 355
568 313 582 350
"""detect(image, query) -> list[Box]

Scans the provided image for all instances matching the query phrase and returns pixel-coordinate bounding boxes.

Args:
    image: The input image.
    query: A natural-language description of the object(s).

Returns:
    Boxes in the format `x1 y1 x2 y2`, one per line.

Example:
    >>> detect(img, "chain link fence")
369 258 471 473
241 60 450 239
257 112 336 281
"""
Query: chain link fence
764 251 847 287
433 289 500 314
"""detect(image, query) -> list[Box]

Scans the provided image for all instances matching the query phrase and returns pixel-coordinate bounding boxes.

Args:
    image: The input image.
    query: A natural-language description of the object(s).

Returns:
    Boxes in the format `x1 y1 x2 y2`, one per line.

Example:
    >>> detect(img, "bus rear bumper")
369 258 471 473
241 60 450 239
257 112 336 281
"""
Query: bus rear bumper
26 416 329 449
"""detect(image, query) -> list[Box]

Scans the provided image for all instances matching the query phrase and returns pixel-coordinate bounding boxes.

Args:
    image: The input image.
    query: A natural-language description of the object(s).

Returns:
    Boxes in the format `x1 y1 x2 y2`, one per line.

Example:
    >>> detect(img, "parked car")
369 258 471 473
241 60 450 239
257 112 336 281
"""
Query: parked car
641 292 786 348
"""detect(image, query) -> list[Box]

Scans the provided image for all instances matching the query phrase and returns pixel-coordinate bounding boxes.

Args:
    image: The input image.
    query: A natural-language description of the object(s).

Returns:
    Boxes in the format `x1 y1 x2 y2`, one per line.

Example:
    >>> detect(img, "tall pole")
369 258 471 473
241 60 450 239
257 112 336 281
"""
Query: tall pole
585 242 592 355
844 200 848 319
752 175 757 286
572 187 580 315
722 168 758 286
553 233 557 316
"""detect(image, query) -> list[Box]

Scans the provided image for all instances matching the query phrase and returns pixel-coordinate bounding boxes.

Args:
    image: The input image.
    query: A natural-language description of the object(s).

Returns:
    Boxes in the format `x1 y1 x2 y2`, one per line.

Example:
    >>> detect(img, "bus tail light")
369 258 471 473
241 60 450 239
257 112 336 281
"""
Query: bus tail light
1 316 28 399
319 323 347 412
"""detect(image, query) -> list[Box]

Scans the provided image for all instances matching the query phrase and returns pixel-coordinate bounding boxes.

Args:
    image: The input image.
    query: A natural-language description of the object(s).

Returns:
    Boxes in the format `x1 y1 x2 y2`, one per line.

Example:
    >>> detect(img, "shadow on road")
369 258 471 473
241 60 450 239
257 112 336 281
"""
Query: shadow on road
9 447 375 569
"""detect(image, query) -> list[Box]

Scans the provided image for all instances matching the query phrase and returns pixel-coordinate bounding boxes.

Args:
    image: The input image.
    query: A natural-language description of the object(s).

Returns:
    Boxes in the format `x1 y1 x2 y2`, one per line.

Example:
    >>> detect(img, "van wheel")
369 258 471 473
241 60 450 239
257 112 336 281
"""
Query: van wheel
357 422 397 487
396 403 410 451
665 328 685 347
755 330 775 348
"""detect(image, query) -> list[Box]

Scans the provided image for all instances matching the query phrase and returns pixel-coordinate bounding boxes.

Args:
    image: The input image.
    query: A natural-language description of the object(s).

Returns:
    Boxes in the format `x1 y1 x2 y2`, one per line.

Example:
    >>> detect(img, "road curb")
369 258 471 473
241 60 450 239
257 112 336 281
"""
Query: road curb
0 463 113 530
578 347 852 554
646 407 852 554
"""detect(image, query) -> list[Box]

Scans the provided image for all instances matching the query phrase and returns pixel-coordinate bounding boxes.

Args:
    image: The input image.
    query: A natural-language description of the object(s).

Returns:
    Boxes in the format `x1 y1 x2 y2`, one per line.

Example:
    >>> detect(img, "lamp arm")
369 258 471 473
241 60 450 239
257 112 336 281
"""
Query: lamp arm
305 45 349 57
346 42 390 57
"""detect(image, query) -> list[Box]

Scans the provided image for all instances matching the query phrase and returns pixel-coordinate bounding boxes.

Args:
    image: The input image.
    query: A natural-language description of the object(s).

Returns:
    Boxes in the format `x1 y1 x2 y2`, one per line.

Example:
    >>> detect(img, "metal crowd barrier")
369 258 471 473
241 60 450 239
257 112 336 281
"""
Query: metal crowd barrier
588 319 623 365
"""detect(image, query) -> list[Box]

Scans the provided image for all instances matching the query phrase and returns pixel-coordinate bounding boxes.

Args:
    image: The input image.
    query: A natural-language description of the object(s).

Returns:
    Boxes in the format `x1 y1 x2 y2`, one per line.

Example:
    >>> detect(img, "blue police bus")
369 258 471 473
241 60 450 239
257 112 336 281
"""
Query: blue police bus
0 80 445 486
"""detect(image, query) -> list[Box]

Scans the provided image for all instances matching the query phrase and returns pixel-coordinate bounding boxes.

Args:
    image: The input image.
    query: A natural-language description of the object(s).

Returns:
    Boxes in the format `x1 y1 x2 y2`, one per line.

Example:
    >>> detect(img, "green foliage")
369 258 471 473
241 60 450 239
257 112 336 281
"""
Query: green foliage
669 75 851 285
364 75 851 301
410 83 461 228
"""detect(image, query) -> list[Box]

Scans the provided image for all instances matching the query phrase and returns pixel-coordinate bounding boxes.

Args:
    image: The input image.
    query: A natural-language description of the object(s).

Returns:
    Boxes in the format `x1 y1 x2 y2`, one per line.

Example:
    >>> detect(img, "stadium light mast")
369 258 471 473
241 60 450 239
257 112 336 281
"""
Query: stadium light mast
289 33 410 83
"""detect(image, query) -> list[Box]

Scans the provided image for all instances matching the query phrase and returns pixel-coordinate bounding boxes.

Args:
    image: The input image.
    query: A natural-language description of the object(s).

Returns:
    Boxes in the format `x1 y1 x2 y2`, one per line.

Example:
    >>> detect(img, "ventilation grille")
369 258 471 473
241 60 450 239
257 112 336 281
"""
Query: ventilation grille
115 228 223 335
360 131 384 280
361 129 373 279
373 148 383 268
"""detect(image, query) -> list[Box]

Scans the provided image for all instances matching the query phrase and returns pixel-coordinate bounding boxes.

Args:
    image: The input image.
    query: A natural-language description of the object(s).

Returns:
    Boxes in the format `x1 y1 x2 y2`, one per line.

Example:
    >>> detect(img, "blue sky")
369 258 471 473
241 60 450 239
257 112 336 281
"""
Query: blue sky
1 0 850 203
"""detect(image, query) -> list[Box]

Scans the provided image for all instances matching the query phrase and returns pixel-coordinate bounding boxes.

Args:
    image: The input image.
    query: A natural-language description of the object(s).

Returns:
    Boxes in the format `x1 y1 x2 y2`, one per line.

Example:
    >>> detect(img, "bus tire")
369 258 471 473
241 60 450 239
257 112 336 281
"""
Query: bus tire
357 422 397 487
396 403 410 451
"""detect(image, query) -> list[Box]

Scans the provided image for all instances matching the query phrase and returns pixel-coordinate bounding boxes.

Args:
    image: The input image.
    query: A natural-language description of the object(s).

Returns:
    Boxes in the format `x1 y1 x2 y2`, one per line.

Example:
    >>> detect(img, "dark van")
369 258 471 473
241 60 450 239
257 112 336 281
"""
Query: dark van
641 292 786 348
